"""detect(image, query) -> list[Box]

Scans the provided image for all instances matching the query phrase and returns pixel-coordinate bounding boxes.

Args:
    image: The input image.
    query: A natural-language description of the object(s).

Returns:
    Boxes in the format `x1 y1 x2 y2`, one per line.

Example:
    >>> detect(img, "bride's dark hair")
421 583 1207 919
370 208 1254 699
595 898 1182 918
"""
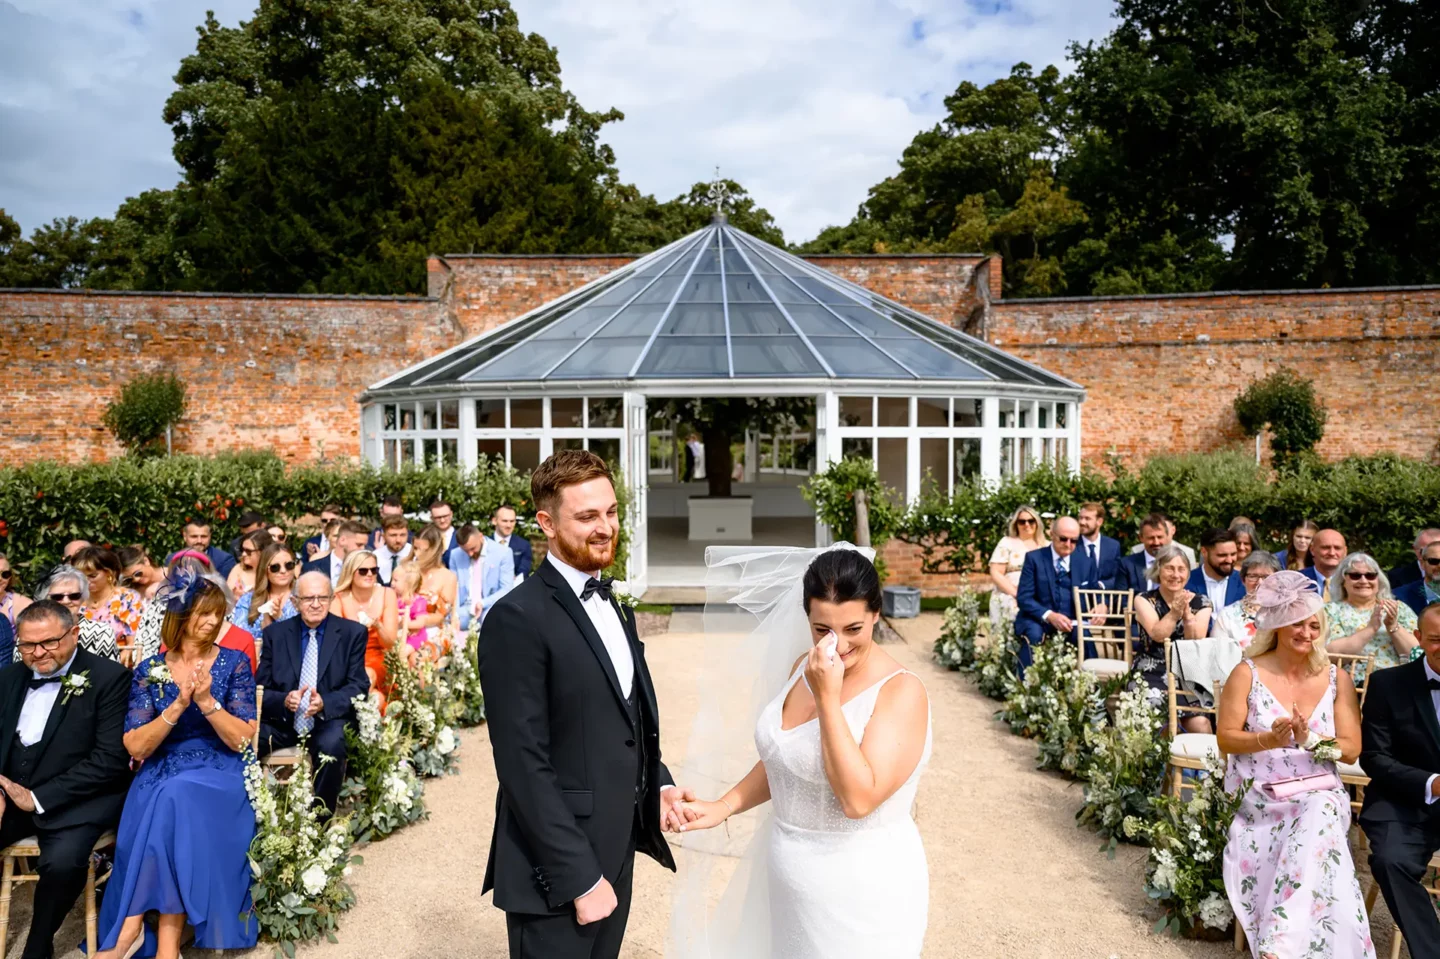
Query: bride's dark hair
802 550 882 613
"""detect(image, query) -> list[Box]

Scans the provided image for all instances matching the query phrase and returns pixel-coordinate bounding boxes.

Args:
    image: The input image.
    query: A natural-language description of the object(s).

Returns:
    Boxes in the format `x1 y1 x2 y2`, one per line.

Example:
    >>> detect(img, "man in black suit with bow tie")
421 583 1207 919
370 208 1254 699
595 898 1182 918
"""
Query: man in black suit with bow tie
0 601 131 959
1362 603 1440 956
479 450 693 959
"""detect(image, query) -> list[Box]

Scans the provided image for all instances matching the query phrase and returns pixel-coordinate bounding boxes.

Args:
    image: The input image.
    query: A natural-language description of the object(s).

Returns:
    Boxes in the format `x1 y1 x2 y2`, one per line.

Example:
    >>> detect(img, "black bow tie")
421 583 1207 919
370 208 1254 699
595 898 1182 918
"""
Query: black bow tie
27 676 63 691
1428 679 1440 691
580 577 614 603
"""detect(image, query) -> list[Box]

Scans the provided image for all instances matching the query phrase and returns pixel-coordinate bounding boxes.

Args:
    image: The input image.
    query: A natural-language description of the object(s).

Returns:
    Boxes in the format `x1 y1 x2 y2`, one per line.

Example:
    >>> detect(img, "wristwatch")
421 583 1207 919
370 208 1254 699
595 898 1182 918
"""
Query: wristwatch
203 701 224 716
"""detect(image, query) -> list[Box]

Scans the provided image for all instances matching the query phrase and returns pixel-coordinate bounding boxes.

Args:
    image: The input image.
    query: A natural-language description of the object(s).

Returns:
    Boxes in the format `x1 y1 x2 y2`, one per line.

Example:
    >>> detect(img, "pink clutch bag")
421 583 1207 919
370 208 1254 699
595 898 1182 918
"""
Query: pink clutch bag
1261 771 1342 800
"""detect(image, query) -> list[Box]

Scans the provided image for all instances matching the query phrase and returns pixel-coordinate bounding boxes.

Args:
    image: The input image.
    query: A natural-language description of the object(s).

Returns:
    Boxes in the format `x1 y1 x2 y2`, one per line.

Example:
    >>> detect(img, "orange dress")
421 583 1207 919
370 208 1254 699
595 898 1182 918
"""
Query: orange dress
364 619 390 705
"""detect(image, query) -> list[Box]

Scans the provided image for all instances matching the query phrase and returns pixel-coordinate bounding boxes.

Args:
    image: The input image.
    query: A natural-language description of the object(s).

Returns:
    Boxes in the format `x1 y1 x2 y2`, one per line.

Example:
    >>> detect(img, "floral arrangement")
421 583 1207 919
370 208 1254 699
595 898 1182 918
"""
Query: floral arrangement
448 625 488 727
1302 731 1342 763
142 662 172 687
385 648 460 778
974 629 1020 701
1076 685 1169 852
933 589 983 671
59 670 91 703
1123 754 1250 938
340 692 428 841
244 748 359 953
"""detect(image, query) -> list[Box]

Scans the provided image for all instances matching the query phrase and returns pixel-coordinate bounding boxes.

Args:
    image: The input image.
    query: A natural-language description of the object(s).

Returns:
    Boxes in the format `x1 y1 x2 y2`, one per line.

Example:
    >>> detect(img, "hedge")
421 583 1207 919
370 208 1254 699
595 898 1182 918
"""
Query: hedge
888 451 1440 575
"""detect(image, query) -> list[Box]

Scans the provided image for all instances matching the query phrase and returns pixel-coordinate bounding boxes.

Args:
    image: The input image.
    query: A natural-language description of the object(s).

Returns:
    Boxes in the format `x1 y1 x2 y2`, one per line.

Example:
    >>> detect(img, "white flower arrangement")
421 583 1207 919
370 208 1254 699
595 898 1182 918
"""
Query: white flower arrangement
143 662 173 688
59 670 91 704
1301 730 1343 763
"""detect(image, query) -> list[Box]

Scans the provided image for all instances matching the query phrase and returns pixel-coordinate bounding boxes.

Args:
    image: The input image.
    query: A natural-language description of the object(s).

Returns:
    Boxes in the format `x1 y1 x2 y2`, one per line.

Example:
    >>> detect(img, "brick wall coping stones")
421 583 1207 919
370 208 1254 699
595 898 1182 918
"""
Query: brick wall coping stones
995 283 1440 305
0 287 434 303
801 252 988 259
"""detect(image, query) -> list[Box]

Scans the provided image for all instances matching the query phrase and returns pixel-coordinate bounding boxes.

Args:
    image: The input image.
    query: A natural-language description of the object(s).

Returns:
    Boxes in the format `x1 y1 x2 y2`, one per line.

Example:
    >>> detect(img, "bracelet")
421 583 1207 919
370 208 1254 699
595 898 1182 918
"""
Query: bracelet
160 709 178 727
718 797 736 820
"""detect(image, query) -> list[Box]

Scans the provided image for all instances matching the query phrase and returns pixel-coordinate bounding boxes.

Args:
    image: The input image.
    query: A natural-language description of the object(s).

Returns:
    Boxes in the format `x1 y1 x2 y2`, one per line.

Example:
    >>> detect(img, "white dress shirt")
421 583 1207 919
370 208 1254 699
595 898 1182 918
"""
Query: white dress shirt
1424 659 1440 805
1202 567 1231 612
16 650 77 814
546 553 633 698
375 543 412 582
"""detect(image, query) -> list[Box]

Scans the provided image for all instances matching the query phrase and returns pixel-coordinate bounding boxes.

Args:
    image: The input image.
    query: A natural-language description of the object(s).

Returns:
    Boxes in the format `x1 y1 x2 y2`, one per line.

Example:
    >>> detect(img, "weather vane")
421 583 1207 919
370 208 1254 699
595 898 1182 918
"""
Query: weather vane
706 166 732 217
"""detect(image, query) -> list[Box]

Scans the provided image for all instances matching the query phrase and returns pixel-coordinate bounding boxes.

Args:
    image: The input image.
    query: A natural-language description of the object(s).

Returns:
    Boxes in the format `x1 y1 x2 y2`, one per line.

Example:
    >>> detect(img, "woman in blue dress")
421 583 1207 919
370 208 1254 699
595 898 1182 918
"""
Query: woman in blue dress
95 570 259 958
229 542 299 642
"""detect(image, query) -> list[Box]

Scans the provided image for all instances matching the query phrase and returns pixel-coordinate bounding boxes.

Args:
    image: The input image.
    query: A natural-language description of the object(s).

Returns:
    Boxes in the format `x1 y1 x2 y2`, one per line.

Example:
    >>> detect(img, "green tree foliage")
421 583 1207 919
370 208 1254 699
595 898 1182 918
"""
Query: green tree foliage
656 397 810 498
0 211 104 288
1232 368 1327 469
103 372 188 455
608 178 785 252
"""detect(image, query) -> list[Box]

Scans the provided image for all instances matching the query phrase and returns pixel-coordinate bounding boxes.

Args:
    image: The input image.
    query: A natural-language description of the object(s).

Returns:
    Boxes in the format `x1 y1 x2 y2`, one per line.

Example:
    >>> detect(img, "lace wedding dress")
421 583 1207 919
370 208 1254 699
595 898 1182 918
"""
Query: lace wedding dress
753 665 932 958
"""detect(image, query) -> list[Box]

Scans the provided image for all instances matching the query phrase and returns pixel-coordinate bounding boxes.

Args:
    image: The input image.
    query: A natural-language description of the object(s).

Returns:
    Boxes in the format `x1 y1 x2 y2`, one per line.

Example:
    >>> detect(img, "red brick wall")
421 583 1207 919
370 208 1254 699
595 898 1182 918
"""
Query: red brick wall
803 254 993 335
990 287 1440 465
430 255 636 338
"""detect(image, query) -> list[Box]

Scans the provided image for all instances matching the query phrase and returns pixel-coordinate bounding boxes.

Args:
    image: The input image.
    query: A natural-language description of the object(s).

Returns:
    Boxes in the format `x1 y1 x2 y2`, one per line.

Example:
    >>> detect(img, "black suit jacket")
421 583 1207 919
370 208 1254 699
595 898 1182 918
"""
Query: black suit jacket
1389 561 1423 592
257 615 369 726
1117 551 1151 595
300 554 338 582
0 647 132 830
1360 658 1440 825
478 560 674 914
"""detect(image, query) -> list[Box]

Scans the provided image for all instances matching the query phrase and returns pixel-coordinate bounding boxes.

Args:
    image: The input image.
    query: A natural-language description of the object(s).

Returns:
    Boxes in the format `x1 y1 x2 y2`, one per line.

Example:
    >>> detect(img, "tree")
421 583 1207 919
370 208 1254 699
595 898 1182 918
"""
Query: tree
103 372 188 455
608 178 785 252
0 212 104 288
656 397 811 499
1233 368 1327 469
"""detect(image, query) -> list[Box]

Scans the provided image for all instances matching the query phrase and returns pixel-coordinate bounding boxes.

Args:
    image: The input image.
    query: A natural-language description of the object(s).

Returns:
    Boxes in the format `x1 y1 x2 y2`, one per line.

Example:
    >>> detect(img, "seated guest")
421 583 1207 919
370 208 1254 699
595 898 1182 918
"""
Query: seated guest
1389 528 1440 592
1134 545 1212 728
302 504 344 561
256 571 369 812
33 564 120 661
1126 513 1196 565
95 570 258 959
372 513 414 586
165 519 236 579
1077 501 1122 585
265 524 289 549
61 540 91 564
198 570 258 675
1325 552 1417 683
367 496 414 552
1218 572 1371 957
392 562 441 659
330 550 398 703
1275 519 1319 571
987 505 1048 631
1305 528 1348 597
412 525 459 632
450 524 515 631
231 543 299 642
1362 604 1440 956
0 552 32 626
1013 516 1098 677
428 500 459 565
1214 551 1282 648
491 503 532 581
1395 540 1440 618
1118 512 1172 594
303 520 369 588
72 545 145 644
117 546 164 600
1187 528 1245 624
226 528 273 598
226 510 268 561
1228 519 1261 564
0 601 132 959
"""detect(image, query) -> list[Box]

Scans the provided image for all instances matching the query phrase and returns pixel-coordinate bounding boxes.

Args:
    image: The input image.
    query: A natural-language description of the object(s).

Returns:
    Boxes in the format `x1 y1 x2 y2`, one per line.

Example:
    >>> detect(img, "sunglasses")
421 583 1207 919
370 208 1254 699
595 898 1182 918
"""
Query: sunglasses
1054 535 1078 544
0 569 10 580
1345 571 1379 581
51 592 83 602
1016 518 1037 526
1425 557 1440 567
269 561 298 573
355 567 380 577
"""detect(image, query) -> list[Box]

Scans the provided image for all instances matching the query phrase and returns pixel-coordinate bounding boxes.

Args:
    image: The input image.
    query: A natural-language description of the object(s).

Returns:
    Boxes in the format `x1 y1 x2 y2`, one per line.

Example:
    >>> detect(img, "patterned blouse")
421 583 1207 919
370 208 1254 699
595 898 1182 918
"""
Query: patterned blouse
1325 599 1420 680
86 587 145 641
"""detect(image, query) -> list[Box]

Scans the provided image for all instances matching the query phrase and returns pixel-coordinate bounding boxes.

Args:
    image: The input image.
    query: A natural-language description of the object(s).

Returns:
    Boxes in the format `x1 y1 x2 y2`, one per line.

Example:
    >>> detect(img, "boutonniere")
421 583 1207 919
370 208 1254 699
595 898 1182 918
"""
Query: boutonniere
60 670 91 704
143 662 174 688
1302 730 1342 763
610 580 638 610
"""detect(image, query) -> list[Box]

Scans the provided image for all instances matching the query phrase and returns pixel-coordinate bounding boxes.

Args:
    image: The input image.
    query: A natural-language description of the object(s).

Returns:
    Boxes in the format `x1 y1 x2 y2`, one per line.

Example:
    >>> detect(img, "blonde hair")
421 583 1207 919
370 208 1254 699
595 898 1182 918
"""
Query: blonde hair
336 549 377 595
414 526 446 571
391 561 423 598
1006 505 1048 546
1246 607 1331 675
248 543 296 626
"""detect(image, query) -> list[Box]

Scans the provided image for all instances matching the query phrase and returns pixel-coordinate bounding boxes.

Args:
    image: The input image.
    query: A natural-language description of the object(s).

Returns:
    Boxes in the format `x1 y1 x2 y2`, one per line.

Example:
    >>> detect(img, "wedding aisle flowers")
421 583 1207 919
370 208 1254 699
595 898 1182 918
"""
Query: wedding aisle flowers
1076 686 1168 851
341 691 428 840
933 589 983 671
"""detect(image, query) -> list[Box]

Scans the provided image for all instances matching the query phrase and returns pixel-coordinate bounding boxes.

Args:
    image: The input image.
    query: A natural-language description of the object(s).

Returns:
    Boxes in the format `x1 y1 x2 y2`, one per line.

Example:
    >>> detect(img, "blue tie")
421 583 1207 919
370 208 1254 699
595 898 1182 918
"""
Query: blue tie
296 628 318 735
1088 542 1097 567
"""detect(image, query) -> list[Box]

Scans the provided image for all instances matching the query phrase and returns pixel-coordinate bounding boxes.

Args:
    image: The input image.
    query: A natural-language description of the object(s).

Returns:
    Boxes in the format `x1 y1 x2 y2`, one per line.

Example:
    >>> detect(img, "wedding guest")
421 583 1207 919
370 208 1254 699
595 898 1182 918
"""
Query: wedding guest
168 519 236 578
1013 516 1099 676
1395 540 1440 618
1214 551 1282 648
226 528 273 597
265 523 289 549
1228 520 1261 563
34 565 121 661
413 525 458 631
1218 572 1371 958
367 496 413 552
491 504 532 580
226 510 267 561
392 562 438 658
450 524 515 630
135 553 214 660
231 543 299 642
1118 513 1172 594
1362 604 1440 955
0 552 32 626
372 513 413 586
117 546 164 600
1388 528 1440 592
257 571 369 813
61 540 92 563
429 500 459 564
1077 502 1122 585
330 550 398 702
0 601 132 959
95 571 258 959
987 505 1048 631
1275 519 1320 571
1324 552 1418 683
1126 513 1196 565
72 546 145 643
1134 545 1212 728
201 571 258 675
1308 529 1349 597
1186 528 1245 618
302 504 344 561
303 519 369 587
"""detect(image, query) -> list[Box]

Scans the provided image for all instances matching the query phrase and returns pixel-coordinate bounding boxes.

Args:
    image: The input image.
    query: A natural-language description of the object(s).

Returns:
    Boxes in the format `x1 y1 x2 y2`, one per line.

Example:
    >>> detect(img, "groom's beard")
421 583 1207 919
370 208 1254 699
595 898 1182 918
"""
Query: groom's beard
552 526 616 574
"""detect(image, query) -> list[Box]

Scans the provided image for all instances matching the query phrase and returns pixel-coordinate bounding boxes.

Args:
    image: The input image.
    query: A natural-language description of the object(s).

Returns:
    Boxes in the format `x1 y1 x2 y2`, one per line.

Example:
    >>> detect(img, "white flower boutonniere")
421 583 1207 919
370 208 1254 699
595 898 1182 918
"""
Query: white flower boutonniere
60 670 91 704
1302 730 1343 763
610 580 638 610
143 662 173 688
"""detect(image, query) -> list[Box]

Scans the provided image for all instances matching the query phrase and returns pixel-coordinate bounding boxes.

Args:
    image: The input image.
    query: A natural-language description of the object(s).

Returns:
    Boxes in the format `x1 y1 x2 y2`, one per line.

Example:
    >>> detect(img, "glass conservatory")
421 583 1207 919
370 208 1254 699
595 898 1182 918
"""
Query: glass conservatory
362 218 1083 592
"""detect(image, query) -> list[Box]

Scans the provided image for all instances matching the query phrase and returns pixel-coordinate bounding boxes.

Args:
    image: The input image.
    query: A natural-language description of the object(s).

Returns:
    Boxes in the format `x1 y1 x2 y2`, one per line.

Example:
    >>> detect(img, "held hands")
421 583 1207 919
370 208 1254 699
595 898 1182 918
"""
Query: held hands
659 785 698 833
673 799 734 833
575 877 617 925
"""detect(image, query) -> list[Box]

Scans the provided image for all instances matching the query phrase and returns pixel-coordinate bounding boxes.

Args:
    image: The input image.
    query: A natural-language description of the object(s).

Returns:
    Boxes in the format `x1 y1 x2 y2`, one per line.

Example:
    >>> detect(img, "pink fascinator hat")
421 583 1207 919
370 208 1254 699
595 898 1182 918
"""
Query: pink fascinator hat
1252 570 1325 632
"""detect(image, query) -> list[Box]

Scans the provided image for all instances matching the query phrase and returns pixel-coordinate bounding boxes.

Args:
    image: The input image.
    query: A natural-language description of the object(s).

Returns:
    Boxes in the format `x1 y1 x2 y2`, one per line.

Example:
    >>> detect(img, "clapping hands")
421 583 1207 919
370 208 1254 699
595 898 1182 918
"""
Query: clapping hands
1269 700 1311 747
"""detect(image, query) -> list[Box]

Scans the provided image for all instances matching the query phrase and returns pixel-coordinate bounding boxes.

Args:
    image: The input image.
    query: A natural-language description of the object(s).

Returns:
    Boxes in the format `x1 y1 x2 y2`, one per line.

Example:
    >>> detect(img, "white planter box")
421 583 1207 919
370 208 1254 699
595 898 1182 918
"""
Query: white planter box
688 496 754 541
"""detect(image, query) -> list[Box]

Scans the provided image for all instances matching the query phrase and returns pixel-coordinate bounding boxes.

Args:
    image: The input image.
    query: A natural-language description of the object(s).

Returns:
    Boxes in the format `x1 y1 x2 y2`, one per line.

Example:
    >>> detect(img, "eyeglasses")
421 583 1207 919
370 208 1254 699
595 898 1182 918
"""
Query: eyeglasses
1015 518 1037 527
50 592 83 602
17 632 70 654
241 547 258 556
269 561 298 573
1345 571 1379 581
1054 535 1078 544
0 569 11 580
297 595 331 606
1425 557 1440 567
355 567 379 577
1243 572 1273 583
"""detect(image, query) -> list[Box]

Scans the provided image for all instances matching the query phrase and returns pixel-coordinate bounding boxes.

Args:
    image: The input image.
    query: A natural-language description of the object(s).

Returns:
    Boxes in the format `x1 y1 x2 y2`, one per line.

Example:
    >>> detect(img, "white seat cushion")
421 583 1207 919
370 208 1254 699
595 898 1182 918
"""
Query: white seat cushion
1079 658 1129 676
1171 733 1219 762
267 747 301 760
1337 759 1367 779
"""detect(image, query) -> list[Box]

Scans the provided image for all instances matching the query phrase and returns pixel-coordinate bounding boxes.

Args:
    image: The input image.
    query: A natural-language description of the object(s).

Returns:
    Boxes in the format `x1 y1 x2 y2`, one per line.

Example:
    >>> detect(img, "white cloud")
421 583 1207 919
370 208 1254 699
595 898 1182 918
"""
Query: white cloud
0 0 1117 245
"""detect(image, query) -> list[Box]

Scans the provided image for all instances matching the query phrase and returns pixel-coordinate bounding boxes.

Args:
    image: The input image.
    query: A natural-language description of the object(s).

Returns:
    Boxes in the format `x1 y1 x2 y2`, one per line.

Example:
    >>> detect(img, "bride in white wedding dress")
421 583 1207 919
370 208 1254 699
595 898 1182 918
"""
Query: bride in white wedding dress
667 545 931 959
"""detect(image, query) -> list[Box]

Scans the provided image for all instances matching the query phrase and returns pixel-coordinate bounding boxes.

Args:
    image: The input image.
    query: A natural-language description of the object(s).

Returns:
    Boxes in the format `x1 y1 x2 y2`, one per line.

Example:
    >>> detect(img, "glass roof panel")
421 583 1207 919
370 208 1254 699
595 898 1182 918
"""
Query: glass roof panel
635 275 685 304
723 247 750 274
593 303 668 337
636 336 730 377
785 304 862 337
725 274 769 303
828 304 920 339
792 274 858 305
633 244 692 277
730 335 826 376
590 276 650 306
879 339 988 379
530 306 617 341
808 337 913 378
660 304 725 335
548 337 652 378
764 276 811 304
691 243 721 274
728 303 790 335
679 274 723 302
464 340 580 380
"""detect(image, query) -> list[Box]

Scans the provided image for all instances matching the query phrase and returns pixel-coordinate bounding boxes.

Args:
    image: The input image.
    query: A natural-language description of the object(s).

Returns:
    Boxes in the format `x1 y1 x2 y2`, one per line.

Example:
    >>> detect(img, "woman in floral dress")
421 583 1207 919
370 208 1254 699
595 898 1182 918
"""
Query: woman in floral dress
1217 570 1373 958
1324 552 1419 683
987 505 1048 631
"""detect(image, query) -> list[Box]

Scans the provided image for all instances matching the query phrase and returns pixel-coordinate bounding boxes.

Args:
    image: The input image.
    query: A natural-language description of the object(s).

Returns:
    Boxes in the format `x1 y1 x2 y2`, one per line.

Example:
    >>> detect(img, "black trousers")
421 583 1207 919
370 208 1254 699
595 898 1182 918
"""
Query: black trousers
259 716 349 813
0 812 108 959
1365 817 1440 959
505 827 637 959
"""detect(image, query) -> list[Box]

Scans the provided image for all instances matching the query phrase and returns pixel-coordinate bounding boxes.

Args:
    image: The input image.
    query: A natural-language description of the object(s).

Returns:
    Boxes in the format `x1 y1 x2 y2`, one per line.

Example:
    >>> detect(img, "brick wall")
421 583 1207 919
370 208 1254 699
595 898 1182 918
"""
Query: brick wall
430 254 636 338
802 254 994 336
990 286 1440 465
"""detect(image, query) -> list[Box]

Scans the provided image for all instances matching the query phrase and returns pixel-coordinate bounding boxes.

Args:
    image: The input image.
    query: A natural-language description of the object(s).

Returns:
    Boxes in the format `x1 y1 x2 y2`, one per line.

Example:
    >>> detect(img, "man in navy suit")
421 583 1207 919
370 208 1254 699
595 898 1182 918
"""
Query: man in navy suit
1078 502 1123 586
302 520 369 587
1395 540 1440 617
430 500 459 569
367 496 415 553
1014 516 1098 676
1187 528 1245 626
257 571 370 812
166 519 237 578
1302 529 1348 599
1118 513 1171 595
491 504 532 580
1388 529 1440 592
302 505 345 562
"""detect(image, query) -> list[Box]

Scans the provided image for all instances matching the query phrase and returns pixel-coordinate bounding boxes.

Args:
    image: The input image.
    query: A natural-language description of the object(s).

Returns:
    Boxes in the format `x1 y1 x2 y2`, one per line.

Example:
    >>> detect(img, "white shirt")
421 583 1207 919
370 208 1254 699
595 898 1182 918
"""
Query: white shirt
1202 567 1231 612
18 651 76 748
1424 659 1440 805
545 553 633 698
375 543 412 581
328 552 344 588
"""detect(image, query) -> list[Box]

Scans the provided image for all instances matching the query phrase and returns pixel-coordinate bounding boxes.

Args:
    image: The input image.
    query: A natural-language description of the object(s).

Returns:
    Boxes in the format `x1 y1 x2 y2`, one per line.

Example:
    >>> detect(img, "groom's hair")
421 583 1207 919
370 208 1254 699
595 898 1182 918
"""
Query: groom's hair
532 449 613 518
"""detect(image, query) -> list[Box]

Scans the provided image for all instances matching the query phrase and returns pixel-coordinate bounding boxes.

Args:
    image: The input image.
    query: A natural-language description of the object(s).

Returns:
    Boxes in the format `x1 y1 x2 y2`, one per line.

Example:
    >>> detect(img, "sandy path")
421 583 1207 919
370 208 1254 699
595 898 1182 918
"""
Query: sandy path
45 611 1399 957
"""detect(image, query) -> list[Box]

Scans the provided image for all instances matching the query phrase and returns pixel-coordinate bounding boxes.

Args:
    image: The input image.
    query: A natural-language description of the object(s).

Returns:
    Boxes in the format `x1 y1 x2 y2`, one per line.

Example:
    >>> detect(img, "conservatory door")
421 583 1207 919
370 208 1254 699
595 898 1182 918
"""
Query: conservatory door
623 392 649 596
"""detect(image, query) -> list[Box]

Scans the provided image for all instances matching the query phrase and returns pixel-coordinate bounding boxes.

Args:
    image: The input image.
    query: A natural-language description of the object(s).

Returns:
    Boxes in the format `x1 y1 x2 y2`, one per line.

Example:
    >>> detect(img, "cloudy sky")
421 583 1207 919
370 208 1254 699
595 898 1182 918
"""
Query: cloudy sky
0 0 1117 244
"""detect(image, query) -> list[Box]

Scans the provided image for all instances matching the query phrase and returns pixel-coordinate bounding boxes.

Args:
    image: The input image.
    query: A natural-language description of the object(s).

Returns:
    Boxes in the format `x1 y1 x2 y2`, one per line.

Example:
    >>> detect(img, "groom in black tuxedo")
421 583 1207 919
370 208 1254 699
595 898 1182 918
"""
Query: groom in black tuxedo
479 450 691 959
1361 603 1440 956
0 601 131 959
